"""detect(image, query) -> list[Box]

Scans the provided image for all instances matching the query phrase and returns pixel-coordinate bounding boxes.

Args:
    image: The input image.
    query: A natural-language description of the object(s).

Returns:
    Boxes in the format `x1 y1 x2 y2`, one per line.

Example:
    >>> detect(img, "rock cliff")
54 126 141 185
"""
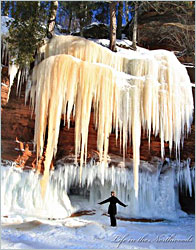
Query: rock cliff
1 67 195 171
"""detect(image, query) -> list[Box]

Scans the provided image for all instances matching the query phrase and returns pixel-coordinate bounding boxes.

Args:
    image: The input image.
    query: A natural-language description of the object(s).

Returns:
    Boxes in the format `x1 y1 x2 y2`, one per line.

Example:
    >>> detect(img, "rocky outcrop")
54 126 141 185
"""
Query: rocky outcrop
124 7 195 65
72 23 109 39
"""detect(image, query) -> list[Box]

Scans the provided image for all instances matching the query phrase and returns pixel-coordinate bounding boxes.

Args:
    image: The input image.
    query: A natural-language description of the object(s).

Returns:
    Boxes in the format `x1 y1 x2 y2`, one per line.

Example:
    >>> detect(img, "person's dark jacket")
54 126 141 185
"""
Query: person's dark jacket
98 196 127 215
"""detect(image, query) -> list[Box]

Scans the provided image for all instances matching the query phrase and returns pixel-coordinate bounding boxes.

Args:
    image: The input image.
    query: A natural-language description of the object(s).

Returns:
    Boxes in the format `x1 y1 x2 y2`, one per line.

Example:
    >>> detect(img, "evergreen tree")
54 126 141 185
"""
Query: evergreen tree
74 1 94 36
57 2 74 33
58 1 95 35
93 1 110 25
6 1 50 67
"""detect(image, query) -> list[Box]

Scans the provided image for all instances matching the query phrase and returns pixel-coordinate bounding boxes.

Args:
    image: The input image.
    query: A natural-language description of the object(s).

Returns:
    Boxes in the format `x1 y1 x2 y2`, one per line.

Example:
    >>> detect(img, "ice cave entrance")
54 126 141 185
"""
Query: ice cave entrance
2 158 194 221
57 159 195 220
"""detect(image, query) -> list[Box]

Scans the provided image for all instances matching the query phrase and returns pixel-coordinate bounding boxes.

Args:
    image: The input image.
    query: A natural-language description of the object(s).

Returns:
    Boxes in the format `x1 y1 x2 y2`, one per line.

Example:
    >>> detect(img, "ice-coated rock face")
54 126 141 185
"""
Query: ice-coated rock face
1 158 194 220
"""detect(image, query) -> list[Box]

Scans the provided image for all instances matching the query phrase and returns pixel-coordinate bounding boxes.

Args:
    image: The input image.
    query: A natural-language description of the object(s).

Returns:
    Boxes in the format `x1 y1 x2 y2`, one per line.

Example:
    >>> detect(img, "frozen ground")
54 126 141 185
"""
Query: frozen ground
1 204 195 249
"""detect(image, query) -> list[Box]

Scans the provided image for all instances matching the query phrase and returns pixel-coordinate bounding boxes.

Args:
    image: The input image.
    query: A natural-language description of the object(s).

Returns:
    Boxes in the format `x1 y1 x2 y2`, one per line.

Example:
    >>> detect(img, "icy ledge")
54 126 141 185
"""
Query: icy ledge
1 158 194 220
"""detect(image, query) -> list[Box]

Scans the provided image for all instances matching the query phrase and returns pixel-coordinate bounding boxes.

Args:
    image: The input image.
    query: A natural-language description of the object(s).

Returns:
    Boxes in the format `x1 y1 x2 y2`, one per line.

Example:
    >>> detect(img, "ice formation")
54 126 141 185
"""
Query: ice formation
31 54 127 196
1 16 20 101
30 35 194 198
36 35 124 72
1 38 9 66
1 159 194 220
7 63 19 100
1 16 30 102
1 162 72 219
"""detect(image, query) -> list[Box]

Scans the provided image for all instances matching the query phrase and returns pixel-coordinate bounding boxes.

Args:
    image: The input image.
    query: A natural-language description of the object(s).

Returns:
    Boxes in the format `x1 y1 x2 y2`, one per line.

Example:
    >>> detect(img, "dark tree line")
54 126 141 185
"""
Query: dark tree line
1 1 133 65
1 1 194 67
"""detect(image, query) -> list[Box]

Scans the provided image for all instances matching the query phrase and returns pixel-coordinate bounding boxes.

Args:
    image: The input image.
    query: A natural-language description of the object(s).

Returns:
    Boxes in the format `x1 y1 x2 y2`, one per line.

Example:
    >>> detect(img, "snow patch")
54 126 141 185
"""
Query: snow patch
1 16 13 36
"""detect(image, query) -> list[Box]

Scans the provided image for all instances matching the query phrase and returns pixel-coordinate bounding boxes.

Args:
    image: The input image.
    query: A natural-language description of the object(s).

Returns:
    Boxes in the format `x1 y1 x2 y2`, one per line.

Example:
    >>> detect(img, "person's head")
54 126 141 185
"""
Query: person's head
111 191 116 197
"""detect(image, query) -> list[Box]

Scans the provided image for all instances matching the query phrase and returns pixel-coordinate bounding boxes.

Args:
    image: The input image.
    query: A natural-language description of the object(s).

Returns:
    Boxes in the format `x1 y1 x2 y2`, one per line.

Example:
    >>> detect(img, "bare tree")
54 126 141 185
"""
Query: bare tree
138 2 195 61
159 19 195 62
109 1 117 52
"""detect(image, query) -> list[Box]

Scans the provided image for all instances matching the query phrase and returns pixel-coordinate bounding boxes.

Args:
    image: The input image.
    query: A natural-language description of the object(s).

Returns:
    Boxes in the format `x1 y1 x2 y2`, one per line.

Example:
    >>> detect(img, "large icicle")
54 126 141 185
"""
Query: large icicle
30 37 194 198
7 63 19 101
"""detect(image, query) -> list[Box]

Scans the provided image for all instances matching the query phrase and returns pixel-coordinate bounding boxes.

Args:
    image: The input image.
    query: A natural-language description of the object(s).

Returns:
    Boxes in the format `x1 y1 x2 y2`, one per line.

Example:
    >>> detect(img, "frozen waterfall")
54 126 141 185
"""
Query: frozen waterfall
30 42 194 198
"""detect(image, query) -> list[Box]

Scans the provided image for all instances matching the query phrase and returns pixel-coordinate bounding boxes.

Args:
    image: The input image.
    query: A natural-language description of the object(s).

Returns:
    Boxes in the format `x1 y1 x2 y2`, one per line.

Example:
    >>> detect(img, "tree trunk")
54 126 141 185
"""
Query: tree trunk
117 1 123 39
84 4 89 25
132 2 138 51
47 1 58 38
79 18 84 36
125 2 129 24
79 2 85 36
4 1 10 16
68 11 72 34
109 2 117 52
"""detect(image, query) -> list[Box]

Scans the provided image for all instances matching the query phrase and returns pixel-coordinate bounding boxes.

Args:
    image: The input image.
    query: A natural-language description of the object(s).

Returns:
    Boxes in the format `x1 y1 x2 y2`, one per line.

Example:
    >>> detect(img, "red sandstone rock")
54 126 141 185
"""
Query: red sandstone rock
1 67 195 171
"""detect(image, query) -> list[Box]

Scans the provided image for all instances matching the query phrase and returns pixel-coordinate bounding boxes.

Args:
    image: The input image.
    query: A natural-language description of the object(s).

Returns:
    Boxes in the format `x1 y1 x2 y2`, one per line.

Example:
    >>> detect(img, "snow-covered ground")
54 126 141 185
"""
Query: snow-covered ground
1 206 195 249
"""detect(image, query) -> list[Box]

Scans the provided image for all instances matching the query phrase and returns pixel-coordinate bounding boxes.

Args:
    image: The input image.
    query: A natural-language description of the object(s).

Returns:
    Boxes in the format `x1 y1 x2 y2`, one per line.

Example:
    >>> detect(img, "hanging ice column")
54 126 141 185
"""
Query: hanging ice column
1 158 194 220
30 36 194 198
1 16 30 102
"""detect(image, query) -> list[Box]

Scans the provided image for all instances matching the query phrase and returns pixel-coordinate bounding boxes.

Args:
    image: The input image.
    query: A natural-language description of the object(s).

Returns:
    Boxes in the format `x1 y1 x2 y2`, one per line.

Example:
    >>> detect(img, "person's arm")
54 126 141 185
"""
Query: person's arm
98 197 111 205
116 198 127 207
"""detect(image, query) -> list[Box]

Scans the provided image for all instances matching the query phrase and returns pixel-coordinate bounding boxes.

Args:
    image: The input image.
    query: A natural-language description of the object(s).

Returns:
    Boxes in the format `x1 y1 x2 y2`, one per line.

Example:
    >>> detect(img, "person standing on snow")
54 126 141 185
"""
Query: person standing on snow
98 191 128 227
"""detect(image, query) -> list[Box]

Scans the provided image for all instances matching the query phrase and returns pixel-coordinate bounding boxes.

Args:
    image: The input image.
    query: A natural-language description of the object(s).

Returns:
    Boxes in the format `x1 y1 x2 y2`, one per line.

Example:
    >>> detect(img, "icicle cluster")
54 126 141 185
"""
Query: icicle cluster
31 54 124 196
2 159 194 219
7 65 30 102
1 17 30 102
175 158 195 197
30 35 194 198
1 37 9 66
